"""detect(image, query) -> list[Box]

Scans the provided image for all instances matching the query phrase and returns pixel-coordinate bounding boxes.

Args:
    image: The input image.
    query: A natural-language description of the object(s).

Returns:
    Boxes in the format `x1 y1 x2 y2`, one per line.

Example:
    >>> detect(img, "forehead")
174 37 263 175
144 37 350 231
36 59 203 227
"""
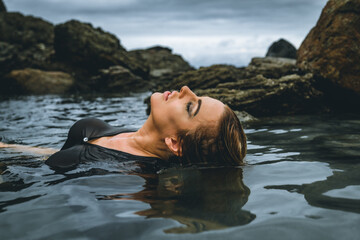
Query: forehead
197 96 224 122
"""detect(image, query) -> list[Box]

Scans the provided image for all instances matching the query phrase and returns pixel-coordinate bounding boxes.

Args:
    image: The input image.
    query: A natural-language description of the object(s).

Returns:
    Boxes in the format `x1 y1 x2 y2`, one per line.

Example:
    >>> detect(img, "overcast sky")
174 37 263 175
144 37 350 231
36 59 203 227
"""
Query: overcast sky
4 0 328 68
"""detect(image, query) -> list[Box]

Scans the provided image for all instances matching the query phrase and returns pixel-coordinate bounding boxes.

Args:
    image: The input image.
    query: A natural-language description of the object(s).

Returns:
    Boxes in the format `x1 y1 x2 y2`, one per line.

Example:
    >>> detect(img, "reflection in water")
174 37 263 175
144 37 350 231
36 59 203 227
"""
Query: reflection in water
265 164 360 214
249 116 360 215
100 167 255 233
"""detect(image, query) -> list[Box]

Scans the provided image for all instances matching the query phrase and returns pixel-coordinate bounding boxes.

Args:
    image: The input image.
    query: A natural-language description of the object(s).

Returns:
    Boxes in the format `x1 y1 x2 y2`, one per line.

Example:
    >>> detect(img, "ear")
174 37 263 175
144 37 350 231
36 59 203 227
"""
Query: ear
165 136 182 156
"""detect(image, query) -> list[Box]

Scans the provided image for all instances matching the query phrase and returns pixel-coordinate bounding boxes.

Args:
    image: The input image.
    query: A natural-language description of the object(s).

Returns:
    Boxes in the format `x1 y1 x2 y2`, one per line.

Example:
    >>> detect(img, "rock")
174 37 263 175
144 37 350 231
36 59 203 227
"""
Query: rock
128 46 193 81
0 12 54 76
0 41 54 76
234 111 257 123
246 57 298 79
196 72 324 117
161 57 298 92
89 65 150 93
54 20 148 78
0 42 17 72
0 12 54 47
266 39 297 59
0 0 6 12
297 0 360 95
151 57 325 117
3 68 74 94
159 64 243 92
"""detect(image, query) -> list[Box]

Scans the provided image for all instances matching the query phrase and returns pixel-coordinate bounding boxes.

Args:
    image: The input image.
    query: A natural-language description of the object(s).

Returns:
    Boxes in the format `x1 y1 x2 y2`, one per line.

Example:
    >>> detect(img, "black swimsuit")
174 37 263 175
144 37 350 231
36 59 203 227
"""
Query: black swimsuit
45 118 162 171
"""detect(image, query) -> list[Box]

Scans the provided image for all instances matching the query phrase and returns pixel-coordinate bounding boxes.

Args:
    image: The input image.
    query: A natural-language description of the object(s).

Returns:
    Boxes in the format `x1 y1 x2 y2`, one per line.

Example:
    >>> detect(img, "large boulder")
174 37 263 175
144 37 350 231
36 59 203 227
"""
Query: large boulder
54 20 148 78
152 57 326 117
3 68 74 94
0 12 54 46
266 39 297 59
161 57 298 92
246 57 298 79
159 64 244 91
0 0 6 12
297 0 360 95
0 12 54 76
197 72 323 117
128 46 193 81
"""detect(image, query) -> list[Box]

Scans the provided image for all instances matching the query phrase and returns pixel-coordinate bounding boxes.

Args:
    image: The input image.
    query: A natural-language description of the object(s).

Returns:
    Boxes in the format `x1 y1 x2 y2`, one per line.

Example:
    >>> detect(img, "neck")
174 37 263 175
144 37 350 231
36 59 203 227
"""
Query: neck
125 116 172 160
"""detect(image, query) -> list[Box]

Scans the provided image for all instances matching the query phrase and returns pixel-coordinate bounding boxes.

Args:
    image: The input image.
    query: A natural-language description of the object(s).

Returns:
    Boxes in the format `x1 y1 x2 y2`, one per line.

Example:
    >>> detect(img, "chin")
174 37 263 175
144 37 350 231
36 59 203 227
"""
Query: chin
150 92 161 104
149 92 161 113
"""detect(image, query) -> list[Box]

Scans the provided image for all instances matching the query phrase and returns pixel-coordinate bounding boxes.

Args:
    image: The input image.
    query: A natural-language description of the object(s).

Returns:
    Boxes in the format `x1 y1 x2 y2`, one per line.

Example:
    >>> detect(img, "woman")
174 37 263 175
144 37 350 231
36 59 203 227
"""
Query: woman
1 86 247 170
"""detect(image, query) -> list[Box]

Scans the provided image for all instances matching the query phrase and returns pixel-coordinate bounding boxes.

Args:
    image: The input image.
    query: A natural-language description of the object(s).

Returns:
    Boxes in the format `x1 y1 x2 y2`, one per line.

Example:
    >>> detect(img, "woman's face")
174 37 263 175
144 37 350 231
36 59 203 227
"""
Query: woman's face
150 86 225 137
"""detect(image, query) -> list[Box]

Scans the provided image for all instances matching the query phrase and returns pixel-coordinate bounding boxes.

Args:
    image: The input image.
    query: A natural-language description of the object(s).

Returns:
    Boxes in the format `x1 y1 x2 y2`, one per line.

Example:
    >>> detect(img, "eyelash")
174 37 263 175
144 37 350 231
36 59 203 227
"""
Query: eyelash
186 102 192 113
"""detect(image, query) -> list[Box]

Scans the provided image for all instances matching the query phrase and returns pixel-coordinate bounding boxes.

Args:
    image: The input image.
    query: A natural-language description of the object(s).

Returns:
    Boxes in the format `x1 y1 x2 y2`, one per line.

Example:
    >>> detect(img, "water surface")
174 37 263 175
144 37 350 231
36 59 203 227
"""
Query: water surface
0 94 359 239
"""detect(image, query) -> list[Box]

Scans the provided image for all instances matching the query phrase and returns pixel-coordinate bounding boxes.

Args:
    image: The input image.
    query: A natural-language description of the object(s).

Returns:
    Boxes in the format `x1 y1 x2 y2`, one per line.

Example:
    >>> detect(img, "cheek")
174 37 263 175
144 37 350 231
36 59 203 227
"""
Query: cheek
169 108 192 130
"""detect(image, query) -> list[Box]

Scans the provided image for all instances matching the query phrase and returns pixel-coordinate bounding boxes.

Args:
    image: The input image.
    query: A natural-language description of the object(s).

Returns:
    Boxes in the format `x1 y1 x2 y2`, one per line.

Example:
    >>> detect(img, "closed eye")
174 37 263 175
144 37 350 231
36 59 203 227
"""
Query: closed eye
186 102 192 116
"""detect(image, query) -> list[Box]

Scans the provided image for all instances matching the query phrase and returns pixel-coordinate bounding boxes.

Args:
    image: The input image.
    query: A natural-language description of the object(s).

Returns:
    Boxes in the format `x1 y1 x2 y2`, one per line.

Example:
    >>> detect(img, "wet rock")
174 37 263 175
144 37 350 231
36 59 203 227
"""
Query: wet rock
128 46 194 82
159 64 243 91
196 72 324 117
0 12 54 46
0 12 54 77
297 0 360 95
246 57 298 79
0 0 6 12
89 65 149 93
4 68 74 94
163 57 298 91
54 20 148 78
266 39 297 59
0 42 17 70
154 57 325 117
234 111 257 123
160 57 298 93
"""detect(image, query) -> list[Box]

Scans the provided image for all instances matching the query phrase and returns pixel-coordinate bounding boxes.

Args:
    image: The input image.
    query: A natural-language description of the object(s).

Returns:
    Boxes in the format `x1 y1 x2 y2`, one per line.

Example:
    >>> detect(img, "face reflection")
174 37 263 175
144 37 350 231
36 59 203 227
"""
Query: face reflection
150 86 224 137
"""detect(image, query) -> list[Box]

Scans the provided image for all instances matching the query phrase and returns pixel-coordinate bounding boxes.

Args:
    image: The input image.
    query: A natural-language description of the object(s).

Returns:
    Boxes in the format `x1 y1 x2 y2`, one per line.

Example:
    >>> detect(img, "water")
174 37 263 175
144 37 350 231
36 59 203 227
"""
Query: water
0 94 359 240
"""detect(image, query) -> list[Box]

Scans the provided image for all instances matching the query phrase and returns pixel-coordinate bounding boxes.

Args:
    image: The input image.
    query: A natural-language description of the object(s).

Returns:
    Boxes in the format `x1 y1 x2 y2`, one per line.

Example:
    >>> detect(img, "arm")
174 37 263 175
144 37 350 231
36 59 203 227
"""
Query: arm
0 142 58 156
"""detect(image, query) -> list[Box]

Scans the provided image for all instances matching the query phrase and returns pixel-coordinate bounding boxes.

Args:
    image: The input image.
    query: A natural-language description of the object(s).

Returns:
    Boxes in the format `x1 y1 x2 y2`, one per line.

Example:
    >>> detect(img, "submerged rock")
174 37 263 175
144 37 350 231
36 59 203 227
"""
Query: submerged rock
266 39 297 59
4 68 74 94
128 46 193 82
297 0 360 96
54 20 148 78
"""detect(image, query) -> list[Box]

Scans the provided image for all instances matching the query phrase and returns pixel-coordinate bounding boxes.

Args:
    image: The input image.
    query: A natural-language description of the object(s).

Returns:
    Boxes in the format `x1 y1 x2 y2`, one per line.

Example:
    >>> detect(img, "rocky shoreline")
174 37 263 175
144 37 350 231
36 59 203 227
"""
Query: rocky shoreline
1 0 359 119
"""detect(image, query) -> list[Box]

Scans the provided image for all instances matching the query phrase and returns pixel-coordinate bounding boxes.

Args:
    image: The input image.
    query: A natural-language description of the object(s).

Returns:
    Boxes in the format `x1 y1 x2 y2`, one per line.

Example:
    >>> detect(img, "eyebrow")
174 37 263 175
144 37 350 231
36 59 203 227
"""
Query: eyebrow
193 99 202 117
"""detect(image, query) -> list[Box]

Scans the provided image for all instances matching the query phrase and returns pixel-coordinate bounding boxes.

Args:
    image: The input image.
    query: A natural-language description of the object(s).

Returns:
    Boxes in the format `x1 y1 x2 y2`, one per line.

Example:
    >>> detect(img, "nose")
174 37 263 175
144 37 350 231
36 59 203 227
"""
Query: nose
179 86 197 99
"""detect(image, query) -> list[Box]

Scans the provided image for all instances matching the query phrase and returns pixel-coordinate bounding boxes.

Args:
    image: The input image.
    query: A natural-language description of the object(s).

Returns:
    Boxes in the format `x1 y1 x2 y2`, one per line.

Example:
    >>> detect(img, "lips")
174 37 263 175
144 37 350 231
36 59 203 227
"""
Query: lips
163 91 171 101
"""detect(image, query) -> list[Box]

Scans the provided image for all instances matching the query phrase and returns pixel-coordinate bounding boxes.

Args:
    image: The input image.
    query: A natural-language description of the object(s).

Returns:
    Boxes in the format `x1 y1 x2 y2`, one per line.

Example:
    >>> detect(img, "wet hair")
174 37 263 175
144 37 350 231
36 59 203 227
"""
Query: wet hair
177 105 247 166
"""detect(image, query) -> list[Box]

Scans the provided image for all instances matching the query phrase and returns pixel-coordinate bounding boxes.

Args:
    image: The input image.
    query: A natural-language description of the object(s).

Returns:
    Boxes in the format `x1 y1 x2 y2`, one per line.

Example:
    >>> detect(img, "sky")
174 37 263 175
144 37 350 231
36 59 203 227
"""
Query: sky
3 0 328 68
